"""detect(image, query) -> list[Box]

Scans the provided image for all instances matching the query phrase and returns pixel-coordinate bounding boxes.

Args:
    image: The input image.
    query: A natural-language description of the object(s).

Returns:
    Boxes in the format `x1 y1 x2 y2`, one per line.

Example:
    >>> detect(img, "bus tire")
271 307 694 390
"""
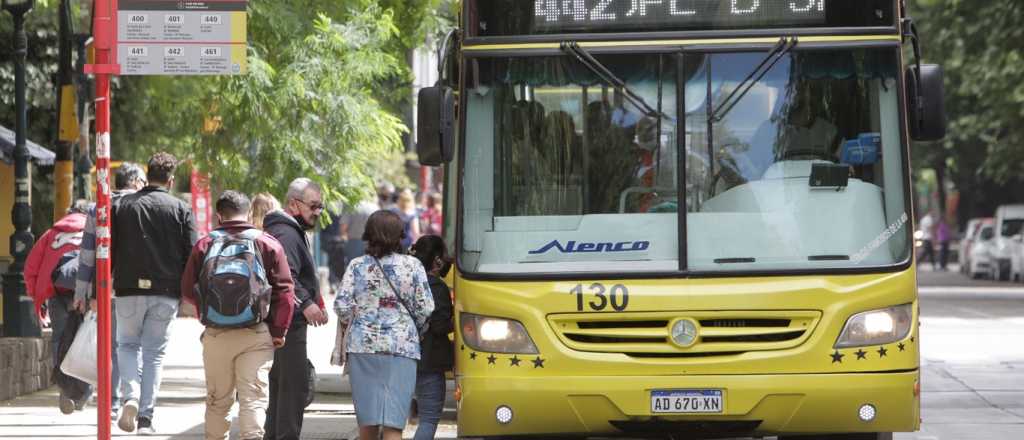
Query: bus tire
779 434 893 440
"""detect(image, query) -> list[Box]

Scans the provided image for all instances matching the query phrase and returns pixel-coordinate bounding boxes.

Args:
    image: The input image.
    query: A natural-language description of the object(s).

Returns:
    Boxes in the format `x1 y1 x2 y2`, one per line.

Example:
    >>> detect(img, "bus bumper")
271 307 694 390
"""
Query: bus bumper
456 370 920 437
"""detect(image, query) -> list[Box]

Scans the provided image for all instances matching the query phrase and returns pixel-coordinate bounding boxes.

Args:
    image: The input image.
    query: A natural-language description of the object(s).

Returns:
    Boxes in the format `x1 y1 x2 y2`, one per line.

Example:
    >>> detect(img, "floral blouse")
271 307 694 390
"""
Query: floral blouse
334 253 435 360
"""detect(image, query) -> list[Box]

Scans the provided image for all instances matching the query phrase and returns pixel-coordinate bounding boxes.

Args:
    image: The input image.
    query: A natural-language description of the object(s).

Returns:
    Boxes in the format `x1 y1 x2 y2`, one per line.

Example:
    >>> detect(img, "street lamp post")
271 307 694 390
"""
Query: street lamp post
2 0 38 337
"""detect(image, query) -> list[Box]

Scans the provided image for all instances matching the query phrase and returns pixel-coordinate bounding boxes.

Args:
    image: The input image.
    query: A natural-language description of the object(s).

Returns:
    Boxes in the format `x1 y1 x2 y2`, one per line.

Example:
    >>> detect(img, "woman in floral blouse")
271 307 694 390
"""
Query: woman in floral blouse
334 210 434 440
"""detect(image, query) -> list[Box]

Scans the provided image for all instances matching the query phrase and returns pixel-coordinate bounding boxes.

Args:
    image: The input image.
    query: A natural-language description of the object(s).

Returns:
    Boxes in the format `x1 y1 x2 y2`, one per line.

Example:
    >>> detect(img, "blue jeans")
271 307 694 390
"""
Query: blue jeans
49 295 121 408
115 295 177 419
413 371 446 440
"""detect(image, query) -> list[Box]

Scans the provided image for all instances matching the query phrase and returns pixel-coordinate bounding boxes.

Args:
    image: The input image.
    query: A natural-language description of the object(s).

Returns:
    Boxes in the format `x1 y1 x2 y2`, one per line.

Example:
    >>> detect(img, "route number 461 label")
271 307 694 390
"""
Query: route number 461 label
570 283 629 312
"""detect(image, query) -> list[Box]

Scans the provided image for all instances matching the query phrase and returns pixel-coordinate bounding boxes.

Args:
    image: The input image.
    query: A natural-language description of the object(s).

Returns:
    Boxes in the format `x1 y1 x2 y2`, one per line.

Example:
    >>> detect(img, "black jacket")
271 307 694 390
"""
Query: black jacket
419 275 454 372
112 186 196 298
263 210 321 326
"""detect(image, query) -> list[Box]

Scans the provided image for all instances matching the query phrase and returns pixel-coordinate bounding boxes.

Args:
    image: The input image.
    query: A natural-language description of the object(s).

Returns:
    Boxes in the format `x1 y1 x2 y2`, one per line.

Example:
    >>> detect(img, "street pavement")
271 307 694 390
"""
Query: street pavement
1 266 1021 439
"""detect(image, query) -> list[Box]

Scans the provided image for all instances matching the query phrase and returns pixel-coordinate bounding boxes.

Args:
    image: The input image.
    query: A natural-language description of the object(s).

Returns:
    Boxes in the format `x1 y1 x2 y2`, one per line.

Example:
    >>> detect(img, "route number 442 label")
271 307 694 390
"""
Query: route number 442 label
164 47 185 57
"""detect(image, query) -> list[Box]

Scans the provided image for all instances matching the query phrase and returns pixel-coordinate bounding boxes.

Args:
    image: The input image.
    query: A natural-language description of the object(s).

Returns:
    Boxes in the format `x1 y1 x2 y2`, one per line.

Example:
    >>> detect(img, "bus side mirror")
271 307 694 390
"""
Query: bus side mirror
905 64 947 142
417 86 455 166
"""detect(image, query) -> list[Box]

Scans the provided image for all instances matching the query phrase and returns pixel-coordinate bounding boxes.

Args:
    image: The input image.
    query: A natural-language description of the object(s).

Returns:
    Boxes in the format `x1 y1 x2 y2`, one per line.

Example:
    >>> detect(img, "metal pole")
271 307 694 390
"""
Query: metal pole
54 0 77 219
87 0 119 437
2 3 39 338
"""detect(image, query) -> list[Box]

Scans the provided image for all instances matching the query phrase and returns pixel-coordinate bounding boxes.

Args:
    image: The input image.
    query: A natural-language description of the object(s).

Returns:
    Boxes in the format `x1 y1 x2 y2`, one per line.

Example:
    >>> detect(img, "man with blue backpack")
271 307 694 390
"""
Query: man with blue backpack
181 190 296 440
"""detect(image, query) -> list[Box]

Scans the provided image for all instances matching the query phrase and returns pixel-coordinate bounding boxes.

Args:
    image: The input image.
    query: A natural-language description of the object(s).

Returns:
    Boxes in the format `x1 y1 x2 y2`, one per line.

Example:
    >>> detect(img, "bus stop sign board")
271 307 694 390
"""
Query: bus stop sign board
117 0 248 75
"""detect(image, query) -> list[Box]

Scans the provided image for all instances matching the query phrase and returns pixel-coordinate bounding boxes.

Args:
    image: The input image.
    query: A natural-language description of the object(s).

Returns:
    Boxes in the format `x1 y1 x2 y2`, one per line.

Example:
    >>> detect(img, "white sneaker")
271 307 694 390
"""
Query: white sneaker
117 400 138 432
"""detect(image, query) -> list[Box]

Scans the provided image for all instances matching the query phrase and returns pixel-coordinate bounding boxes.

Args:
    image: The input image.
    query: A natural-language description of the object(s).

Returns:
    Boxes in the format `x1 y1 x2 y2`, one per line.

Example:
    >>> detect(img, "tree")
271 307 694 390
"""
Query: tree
908 0 1024 227
108 1 449 205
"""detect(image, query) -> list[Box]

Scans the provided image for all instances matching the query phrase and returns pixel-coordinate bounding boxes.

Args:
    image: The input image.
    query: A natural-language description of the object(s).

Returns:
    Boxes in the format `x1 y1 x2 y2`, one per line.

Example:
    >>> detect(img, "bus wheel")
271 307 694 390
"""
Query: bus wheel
779 434 893 440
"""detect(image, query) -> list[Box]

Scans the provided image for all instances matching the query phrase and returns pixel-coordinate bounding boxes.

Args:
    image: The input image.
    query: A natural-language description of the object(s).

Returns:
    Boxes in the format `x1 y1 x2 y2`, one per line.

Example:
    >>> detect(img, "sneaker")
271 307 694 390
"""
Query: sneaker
136 417 154 436
58 393 75 415
73 398 88 411
117 400 138 432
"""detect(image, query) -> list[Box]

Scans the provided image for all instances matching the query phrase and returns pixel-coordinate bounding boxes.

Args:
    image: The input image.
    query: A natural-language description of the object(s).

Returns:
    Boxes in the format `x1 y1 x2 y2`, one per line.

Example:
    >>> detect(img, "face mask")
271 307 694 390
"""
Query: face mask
293 213 316 231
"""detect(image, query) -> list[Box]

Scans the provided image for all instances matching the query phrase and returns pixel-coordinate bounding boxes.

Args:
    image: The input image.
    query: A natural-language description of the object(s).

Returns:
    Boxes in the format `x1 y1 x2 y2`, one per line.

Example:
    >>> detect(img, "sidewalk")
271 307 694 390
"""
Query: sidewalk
0 317 358 439
0 304 457 439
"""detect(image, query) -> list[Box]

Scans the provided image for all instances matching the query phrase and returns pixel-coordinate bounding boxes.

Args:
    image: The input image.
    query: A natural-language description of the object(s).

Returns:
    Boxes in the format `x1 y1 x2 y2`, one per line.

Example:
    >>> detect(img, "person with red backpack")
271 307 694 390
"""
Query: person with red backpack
181 190 296 440
23 200 90 414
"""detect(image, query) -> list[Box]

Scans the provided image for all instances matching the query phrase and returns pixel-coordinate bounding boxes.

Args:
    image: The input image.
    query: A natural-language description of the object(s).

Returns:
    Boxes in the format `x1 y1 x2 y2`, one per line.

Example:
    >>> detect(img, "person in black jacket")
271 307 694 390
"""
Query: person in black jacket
410 235 454 440
261 178 328 440
111 152 196 435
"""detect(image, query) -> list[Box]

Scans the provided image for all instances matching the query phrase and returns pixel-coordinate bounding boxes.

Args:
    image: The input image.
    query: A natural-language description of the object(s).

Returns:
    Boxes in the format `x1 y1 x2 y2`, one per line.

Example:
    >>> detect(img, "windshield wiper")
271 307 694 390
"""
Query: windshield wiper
710 37 798 123
560 41 667 119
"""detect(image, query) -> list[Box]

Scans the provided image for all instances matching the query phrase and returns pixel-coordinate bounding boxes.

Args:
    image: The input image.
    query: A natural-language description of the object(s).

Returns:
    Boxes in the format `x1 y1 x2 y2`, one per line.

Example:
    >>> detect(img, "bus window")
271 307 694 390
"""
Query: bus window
461 54 679 274
685 48 910 271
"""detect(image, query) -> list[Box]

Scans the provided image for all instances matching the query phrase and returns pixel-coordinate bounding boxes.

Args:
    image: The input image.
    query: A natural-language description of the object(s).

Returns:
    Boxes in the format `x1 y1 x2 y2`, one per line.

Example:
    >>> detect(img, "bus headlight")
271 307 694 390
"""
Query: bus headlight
834 304 912 348
461 312 539 354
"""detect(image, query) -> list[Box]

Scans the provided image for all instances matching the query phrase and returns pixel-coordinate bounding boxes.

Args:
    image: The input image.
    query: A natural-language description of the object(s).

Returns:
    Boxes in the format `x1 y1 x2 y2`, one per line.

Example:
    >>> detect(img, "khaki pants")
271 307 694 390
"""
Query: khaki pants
201 324 275 440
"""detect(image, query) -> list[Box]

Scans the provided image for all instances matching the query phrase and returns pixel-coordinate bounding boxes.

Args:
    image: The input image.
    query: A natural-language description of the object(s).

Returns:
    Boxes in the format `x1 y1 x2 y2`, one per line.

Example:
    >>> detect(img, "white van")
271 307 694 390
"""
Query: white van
992 204 1024 281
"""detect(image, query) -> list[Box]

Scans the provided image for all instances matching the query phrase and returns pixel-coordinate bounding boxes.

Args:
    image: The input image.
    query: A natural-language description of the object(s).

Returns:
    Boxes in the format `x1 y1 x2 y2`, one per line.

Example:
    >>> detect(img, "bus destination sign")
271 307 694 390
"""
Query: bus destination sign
468 0 894 37
533 0 826 32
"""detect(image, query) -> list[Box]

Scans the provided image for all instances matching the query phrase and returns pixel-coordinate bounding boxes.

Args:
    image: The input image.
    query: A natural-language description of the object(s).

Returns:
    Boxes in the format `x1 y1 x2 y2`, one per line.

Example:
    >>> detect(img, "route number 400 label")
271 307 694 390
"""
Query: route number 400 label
569 283 629 312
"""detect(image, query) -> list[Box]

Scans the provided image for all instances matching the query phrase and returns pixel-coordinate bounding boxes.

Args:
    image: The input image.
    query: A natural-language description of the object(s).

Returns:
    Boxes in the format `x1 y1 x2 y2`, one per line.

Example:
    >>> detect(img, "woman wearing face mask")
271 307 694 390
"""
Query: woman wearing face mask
410 235 454 440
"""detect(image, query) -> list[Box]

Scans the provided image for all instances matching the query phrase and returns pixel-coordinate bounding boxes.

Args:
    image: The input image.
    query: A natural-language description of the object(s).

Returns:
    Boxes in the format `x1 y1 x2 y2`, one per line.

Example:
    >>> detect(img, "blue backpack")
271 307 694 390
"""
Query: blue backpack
197 229 271 328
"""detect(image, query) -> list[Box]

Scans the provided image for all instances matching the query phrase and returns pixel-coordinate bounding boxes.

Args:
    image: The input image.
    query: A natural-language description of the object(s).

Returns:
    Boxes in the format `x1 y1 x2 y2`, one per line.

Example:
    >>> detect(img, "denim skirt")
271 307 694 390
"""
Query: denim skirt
349 352 417 429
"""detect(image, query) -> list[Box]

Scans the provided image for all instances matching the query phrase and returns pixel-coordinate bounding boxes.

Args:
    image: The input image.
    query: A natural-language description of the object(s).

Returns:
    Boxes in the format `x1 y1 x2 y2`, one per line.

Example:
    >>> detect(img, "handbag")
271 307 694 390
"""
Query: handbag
330 317 352 368
61 311 99 385
53 311 91 402
372 257 428 337
304 359 316 408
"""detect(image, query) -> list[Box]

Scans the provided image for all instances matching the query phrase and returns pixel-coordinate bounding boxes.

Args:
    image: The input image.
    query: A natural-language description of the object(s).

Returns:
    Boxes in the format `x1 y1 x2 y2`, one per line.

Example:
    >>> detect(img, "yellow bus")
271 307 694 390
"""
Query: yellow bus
416 1 946 438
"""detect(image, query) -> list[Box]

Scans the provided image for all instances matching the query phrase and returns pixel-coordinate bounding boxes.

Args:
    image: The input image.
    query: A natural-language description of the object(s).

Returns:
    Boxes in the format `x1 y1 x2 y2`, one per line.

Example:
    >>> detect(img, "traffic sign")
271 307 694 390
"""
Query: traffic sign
116 0 248 75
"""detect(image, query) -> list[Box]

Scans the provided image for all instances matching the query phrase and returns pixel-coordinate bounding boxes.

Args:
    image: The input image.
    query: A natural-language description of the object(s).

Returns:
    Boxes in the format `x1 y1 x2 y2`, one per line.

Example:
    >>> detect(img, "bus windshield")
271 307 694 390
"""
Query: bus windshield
460 48 910 275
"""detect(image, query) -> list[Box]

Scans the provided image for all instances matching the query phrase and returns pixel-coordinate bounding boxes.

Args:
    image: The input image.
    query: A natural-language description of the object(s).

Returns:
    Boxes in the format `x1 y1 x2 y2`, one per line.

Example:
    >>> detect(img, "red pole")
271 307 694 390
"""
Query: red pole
87 1 119 439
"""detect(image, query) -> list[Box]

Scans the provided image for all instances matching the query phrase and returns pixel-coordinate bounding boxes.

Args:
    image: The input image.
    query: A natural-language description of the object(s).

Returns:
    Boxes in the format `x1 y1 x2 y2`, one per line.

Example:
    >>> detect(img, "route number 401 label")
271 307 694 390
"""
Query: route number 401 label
569 283 629 312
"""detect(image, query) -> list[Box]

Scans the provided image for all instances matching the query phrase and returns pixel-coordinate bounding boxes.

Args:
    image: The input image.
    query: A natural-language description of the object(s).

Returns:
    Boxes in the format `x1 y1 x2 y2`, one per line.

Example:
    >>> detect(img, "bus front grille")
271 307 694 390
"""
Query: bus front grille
548 310 821 356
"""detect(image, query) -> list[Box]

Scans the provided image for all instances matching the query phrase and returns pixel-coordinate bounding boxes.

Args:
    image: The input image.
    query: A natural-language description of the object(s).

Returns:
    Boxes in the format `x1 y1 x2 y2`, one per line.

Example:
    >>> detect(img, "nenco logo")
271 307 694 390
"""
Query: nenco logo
528 239 651 255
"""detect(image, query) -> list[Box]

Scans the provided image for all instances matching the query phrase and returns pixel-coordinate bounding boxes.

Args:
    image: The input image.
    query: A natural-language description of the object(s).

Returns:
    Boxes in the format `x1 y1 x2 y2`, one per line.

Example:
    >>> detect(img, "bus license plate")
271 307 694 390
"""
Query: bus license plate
651 389 724 413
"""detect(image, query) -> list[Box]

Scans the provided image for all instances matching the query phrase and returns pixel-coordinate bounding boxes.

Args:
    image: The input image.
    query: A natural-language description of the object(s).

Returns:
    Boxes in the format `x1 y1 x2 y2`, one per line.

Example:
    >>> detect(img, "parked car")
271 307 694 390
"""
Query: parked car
990 204 1024 281
967 222 997 279
1012 236 1024 283
959 217 992 276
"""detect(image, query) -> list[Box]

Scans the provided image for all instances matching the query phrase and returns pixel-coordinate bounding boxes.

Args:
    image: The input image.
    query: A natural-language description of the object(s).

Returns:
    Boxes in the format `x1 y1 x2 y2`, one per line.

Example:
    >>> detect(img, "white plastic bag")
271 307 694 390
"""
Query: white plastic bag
61 311 98 385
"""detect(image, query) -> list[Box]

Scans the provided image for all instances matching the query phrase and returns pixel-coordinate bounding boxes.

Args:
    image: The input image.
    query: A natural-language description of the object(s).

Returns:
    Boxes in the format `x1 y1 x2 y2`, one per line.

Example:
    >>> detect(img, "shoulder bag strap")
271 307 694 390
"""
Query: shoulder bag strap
372 257 421 330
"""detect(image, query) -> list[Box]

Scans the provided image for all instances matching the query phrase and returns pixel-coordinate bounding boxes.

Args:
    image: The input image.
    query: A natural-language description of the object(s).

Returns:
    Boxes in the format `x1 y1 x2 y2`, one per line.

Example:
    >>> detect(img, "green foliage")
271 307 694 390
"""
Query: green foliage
909 0 1024 220
123 5 408 208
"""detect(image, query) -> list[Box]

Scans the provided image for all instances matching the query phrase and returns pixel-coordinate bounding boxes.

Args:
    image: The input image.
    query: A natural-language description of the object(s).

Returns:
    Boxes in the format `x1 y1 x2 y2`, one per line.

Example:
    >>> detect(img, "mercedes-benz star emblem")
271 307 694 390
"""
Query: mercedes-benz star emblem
671 319 699 347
